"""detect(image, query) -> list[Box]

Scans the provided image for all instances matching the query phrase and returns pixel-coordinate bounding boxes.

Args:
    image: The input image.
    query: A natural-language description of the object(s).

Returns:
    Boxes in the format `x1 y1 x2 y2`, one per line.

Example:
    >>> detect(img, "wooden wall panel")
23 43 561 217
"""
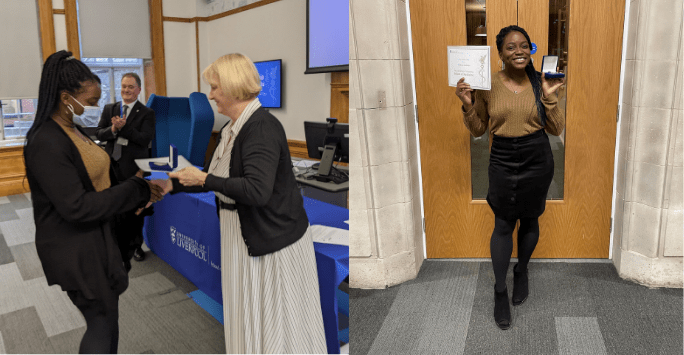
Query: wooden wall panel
64 0 80 59
288 140 309 160
410 0 482 258
486 0 517 75
38 0 56 61
330 72 349 124
0 147 30 196
196 21 201 92
518 0 550 71
149 0 167 97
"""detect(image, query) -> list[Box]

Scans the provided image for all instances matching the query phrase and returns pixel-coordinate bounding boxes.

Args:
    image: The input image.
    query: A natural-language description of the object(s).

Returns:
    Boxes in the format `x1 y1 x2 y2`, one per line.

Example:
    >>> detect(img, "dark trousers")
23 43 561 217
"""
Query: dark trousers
115 210 146 263
67 289 120 354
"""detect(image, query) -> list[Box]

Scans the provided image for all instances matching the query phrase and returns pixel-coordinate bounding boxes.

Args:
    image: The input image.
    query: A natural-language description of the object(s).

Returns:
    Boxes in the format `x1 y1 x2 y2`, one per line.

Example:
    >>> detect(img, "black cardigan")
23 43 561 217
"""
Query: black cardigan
24 119 151 300
171 107 309 256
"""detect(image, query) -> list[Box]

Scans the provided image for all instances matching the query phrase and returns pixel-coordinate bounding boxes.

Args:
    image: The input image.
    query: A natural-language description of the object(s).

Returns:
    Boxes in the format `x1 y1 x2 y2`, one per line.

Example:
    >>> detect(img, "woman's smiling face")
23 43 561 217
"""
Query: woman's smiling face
499 31 531 70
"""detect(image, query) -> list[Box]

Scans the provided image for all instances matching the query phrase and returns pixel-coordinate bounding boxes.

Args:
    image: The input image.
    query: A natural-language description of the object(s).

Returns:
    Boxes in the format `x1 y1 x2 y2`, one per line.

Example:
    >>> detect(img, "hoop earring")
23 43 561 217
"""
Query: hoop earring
498 60 505 70
65 102 75 117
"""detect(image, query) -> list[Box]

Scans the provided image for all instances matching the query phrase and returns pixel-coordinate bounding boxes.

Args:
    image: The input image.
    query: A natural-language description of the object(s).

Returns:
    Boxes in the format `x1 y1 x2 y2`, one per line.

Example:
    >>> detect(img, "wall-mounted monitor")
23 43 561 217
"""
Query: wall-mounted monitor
254 59 282 108
305 0 349 74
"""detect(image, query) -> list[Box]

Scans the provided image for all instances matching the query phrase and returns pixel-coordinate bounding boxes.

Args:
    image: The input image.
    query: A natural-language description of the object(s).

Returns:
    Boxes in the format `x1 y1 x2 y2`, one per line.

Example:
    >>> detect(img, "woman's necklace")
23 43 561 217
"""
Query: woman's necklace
502 72 527 94
53 114 92 145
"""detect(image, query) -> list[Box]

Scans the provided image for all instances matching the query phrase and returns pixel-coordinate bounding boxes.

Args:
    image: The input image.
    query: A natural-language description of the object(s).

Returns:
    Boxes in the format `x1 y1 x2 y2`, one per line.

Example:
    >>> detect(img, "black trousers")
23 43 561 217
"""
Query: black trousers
115 210 146 263
67 289 120 354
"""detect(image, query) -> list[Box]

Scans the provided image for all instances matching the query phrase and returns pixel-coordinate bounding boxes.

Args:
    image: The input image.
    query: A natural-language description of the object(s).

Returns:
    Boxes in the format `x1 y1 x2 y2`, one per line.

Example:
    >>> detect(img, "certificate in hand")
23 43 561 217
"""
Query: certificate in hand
448 45 491 90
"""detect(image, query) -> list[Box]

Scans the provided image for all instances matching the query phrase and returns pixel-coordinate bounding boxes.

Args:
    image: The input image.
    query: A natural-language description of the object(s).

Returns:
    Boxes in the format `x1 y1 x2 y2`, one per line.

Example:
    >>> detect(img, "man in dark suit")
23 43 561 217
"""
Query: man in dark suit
96 72 155 271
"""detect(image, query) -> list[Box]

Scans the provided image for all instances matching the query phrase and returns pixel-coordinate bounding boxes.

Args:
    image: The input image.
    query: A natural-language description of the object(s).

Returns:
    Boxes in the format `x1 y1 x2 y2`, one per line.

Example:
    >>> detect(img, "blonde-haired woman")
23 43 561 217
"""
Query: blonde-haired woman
156 53 326 354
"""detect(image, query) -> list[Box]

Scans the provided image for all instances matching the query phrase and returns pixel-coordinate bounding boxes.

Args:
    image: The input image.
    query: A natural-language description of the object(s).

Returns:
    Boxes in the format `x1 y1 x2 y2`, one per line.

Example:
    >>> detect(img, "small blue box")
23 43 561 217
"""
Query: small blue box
149 144 178 171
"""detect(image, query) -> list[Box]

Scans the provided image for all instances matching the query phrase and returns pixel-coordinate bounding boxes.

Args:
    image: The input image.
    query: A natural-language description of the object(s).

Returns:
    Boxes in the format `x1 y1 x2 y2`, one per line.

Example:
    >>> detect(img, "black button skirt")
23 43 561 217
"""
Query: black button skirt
486 129 554 221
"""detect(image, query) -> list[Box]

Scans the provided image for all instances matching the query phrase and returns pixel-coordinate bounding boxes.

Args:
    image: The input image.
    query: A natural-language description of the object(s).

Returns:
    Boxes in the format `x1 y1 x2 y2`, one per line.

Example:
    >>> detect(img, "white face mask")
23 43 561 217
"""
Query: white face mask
68 94 100 126
73 106 101 127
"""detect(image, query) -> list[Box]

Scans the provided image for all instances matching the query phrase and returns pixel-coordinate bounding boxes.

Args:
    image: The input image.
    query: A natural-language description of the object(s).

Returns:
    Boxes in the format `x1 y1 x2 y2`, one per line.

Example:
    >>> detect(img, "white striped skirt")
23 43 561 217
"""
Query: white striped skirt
220 208 327 354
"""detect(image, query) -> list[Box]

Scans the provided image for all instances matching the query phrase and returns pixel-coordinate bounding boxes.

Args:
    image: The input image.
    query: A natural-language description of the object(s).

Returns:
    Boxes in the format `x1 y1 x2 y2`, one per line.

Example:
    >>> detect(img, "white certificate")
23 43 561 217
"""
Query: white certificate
448 45 491 90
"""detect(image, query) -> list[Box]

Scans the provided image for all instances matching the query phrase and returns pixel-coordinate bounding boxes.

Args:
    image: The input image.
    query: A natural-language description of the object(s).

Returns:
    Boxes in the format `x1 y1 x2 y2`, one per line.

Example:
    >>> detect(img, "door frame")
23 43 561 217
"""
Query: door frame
406 0 627 259
608 0 633 260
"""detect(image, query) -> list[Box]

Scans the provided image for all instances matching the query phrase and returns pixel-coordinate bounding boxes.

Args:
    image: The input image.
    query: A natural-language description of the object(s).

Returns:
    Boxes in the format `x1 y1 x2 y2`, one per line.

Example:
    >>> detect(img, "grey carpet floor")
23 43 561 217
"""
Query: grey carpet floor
0 193 225 354
351 260 683 355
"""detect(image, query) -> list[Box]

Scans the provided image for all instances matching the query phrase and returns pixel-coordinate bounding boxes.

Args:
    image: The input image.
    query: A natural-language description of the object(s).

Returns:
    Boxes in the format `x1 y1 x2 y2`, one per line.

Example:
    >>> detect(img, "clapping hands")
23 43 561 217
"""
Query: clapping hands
111 114 126 133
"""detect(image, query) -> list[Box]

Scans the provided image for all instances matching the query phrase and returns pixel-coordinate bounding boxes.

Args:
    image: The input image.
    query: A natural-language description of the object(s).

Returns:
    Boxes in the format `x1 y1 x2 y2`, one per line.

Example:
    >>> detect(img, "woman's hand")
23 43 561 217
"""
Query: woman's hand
135 180 165 215
455 77 474 111
150 179 173 195
541 72 565 98
168 167 207 187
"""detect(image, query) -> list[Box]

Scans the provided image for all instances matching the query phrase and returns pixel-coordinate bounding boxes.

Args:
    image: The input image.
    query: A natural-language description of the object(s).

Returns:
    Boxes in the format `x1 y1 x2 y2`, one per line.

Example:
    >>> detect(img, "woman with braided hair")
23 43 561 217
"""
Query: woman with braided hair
454 26 565 330
24 50 163 353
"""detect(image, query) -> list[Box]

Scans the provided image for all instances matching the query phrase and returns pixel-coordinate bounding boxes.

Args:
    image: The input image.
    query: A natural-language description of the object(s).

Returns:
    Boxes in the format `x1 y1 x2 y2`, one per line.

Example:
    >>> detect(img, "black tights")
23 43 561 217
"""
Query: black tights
67 290 120 354
490 216 540 292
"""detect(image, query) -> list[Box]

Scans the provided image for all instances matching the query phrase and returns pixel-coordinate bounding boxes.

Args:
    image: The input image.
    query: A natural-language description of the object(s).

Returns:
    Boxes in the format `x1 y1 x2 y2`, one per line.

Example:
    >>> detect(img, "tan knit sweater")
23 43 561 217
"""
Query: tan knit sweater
56 120 111 192
463 71 565 138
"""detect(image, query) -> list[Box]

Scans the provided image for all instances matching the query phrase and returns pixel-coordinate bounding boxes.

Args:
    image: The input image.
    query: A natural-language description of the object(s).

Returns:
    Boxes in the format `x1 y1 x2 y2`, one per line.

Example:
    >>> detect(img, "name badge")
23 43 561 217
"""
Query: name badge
116 137 129 146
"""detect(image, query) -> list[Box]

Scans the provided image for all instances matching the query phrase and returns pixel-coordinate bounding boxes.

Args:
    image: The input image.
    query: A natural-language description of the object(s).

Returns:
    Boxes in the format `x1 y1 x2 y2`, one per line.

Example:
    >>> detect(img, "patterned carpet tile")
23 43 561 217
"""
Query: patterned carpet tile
0 234 14 266
24 277 85 337
0 330 5 353
0 209 35 247
0 307 56 354
118 273 225 354
10 242 44 281
127 250 200 295
367 262 480 355
7 194 32 210
47 326 85 354
0 203 19 223
555 317 607 355
351 260 683 355
0 195 224 354
0 263 34 316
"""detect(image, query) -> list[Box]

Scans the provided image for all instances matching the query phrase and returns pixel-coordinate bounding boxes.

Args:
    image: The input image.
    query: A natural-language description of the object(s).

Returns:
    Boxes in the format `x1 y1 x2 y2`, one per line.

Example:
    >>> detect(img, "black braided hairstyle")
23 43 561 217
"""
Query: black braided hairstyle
26 50 100 143
495 25 547 127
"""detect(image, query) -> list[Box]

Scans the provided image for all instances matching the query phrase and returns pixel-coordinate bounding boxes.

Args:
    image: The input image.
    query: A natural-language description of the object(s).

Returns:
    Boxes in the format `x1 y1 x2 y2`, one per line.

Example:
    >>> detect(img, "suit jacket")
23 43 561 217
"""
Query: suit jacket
171 107 309 256
24 119 151 300
96 101 155 179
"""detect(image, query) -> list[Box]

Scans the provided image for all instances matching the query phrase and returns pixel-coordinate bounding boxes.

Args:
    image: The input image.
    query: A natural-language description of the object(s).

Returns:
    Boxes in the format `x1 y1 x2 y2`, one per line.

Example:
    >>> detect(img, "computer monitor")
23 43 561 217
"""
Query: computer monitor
253 59 282 108
304 118 349 182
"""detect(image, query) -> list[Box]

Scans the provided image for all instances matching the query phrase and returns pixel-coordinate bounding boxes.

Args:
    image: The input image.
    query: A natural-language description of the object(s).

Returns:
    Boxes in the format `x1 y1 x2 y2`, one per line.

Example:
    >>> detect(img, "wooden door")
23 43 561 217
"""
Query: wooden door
410 0 624 258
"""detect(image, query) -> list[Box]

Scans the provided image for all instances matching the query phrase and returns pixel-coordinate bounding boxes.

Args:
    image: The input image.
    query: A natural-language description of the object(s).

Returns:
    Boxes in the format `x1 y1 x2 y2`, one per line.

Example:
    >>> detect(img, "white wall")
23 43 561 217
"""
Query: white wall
163 0 197 17
52 0 67 52
53 14 68 52
163 0 199 98
163 21 199 97
196 0 264 17
201 0 331 139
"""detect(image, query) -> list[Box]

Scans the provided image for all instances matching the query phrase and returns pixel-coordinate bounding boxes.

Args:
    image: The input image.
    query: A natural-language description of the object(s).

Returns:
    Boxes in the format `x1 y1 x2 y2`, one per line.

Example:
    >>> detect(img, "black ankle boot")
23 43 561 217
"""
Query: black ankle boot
512 263 528 306
494 286 511 330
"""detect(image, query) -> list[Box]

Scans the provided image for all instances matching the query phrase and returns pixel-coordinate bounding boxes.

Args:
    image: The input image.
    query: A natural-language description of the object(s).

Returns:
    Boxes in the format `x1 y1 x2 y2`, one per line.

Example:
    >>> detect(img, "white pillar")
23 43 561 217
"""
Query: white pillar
349 0 424 288
611 0 682 287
